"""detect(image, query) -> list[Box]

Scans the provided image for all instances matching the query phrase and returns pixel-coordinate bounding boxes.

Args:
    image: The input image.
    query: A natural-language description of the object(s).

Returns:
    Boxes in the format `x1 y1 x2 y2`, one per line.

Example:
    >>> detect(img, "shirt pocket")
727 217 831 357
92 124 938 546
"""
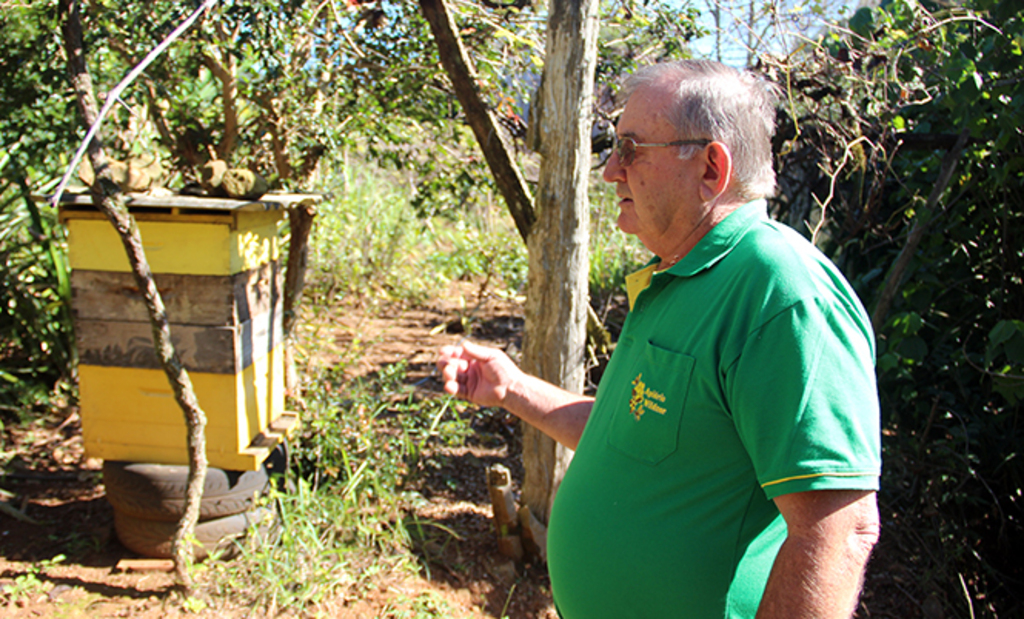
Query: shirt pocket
606 340 696 465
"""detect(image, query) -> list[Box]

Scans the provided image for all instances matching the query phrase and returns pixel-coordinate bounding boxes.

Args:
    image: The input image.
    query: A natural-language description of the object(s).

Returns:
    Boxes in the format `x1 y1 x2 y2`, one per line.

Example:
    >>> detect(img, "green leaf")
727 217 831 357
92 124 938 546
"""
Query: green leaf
890 311 924 337
897 336 928 362
849 7 875 39
992 375 1024 405
988 320 1022 348
878 352 899 372
1004 332 1024 365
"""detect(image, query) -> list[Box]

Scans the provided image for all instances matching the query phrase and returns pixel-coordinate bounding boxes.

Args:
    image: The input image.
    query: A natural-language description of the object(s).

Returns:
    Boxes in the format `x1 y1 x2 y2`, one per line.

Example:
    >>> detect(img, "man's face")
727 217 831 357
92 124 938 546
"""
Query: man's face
602 81 710 259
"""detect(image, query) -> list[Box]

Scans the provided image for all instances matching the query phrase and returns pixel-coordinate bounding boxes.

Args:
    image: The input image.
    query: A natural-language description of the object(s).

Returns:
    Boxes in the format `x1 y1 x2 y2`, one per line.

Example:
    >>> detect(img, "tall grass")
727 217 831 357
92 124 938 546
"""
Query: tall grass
588 179 649 312
0 154 75 425
303 161 645 311
201 162 648 613
200 360 473 613
304 161 528 309
305 164 444 307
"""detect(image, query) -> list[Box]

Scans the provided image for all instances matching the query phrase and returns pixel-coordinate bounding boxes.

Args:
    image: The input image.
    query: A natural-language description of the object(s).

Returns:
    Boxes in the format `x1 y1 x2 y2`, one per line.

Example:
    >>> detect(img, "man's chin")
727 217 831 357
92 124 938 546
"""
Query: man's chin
616 210 638 235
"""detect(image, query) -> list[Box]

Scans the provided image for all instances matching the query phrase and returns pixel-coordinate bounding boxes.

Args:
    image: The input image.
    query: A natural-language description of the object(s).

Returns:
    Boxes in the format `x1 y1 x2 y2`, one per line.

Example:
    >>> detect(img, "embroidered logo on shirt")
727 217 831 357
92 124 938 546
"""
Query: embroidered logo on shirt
629 373 667 421
629 374 646 420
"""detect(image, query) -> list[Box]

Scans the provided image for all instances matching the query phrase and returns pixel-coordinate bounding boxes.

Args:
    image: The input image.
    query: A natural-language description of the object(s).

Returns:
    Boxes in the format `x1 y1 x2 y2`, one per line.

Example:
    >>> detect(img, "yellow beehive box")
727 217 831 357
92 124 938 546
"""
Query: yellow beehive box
59 194 315 471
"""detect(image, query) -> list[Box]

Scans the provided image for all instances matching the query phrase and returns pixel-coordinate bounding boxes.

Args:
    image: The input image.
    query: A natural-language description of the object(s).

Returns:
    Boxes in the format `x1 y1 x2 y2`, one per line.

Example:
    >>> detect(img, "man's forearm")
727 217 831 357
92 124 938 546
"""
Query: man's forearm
756 530 872 618
502 374 593 450
757 490 880 619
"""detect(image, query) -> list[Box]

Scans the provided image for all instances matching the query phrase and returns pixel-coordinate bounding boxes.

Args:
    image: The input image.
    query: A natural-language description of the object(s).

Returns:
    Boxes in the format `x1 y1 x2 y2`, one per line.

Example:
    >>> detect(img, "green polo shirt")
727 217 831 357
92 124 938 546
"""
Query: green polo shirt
547 200 880 618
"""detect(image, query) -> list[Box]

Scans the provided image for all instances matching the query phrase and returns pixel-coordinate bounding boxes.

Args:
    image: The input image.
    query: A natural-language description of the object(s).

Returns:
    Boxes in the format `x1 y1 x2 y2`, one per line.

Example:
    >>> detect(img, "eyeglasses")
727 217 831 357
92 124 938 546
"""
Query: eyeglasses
612 135 711 167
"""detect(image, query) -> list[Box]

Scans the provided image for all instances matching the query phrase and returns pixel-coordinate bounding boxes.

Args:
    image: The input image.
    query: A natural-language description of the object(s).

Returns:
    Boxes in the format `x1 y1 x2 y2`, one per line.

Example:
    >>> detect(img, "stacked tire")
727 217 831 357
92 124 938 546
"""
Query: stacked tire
103 455 280 560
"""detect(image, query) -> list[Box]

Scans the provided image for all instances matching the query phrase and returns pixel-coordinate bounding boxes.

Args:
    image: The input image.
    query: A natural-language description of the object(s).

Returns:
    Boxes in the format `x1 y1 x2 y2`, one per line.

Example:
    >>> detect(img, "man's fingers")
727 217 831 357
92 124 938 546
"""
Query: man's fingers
459 339 490 358
437 350 471 396
443 364 471 397
443 377 461 396
438 344 462 359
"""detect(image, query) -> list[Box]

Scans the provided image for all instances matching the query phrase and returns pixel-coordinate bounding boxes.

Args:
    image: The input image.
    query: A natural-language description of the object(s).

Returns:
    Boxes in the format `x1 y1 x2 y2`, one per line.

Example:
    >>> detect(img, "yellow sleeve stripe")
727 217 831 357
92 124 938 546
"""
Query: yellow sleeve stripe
761 471 879 488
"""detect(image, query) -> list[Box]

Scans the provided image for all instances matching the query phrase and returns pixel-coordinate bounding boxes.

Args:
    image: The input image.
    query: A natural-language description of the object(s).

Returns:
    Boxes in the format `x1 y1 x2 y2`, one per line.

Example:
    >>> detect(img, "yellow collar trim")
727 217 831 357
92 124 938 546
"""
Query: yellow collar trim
625 263 659 311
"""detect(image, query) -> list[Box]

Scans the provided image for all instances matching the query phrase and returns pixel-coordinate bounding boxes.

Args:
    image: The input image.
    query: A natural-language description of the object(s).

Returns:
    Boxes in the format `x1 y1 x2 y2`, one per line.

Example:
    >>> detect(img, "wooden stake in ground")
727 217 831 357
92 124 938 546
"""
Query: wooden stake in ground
486 464 523 560
59 0 209 591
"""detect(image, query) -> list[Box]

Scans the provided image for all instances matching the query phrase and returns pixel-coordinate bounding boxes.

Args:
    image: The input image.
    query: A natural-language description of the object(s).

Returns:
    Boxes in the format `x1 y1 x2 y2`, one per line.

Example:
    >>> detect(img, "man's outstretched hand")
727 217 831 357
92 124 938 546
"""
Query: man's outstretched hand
437 340 522 409
438 339 593 449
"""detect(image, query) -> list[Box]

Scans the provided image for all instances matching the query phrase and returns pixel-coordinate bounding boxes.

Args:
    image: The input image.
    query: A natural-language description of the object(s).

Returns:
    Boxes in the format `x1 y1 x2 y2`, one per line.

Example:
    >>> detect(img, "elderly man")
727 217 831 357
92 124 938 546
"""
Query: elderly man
438 60 881 618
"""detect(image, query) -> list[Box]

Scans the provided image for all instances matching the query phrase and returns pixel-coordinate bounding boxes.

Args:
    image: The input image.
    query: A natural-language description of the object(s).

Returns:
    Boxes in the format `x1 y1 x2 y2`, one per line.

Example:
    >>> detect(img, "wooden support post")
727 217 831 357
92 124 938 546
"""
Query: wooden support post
517 505 548 563
486 464 523 560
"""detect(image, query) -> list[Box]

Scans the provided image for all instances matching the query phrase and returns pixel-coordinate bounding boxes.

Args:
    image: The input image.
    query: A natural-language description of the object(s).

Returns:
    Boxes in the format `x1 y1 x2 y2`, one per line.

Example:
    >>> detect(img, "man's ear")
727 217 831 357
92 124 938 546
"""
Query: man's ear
698 142 732 203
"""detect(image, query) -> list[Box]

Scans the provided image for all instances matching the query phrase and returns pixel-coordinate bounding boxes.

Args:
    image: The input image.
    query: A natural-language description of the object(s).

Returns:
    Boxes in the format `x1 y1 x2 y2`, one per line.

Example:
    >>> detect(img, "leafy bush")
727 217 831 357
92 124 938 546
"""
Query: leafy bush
0 155 75 423
427 218 528 296
769 0 1024 614
1 2 79 426
293 361 463 492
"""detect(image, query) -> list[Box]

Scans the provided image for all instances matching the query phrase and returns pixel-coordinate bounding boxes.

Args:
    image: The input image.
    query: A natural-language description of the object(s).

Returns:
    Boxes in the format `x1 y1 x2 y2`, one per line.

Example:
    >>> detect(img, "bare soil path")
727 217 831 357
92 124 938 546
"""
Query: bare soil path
0 282 557 618
1 280 912 618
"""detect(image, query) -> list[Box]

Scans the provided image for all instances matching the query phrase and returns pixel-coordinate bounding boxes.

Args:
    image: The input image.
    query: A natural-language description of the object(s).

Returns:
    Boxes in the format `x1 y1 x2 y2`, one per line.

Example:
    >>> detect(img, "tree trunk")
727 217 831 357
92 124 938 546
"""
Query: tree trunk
418 0 536 243
420 0 599 547
520 0 600 526
60 0 208 590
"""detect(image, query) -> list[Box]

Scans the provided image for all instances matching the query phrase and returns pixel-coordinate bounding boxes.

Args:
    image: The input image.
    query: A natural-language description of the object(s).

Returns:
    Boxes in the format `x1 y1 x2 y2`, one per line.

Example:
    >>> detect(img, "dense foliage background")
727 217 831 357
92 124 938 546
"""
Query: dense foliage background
769 1 1023 613
2 0 1022 616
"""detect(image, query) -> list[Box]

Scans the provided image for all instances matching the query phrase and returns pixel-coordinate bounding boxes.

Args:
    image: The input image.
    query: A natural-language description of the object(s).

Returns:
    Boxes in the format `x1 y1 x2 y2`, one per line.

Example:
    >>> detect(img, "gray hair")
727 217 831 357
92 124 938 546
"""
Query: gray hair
621 60 780 200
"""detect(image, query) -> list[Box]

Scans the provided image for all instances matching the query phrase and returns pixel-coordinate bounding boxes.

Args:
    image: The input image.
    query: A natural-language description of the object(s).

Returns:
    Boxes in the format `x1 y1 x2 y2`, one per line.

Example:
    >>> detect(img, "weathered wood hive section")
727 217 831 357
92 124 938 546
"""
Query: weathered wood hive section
59 194 313 471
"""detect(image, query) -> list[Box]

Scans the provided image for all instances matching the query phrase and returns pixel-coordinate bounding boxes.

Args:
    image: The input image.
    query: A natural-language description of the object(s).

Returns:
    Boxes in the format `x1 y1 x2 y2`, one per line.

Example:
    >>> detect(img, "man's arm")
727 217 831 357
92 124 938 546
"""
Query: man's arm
437 340 593 449
757 489 880 619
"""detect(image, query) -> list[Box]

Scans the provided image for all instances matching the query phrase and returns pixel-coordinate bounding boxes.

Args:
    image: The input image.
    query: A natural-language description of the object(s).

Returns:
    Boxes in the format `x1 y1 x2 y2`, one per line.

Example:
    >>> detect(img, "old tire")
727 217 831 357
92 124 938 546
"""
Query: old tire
103 461 269 522
112 507 275 560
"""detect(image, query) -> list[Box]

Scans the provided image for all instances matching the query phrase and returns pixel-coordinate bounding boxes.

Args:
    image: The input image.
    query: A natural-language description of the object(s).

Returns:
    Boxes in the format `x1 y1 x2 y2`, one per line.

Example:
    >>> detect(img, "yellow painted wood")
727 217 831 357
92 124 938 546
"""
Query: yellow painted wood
235 340 286 451
65 210 283 275
83 441 271 471
78 343 287 471
58 210 234 225
62 194 306 470
231 211 284 275
57 191 319 213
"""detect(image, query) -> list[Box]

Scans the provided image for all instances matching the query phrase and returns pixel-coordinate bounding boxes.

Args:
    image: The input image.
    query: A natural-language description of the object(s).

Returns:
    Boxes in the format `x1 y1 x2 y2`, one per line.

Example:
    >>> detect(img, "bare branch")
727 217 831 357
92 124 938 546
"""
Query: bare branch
59 0 213 591
52 0 219 208
810 135 877 245
871 129 971 331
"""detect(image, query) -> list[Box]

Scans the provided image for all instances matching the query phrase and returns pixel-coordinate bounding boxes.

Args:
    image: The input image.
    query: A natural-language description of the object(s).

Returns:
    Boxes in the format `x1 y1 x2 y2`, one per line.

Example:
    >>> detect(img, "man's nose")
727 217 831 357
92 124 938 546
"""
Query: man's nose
603 152 626 183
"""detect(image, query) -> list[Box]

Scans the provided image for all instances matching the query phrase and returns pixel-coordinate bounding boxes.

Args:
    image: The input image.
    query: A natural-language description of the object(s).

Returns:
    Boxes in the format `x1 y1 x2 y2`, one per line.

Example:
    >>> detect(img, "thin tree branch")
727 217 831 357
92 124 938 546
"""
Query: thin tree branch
59 0 211 590
810 135 877 245
871 129 971 331
51 0 219 208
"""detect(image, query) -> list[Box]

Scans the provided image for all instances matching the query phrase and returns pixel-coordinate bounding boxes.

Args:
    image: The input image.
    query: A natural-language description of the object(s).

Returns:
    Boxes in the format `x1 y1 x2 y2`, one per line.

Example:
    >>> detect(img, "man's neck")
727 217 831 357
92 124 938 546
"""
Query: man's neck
657 199 743 270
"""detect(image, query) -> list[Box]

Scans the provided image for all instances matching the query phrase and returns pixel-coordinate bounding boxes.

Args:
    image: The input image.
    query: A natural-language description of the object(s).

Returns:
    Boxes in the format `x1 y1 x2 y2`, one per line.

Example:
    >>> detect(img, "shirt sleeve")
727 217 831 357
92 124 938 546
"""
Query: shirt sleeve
725 297 881 500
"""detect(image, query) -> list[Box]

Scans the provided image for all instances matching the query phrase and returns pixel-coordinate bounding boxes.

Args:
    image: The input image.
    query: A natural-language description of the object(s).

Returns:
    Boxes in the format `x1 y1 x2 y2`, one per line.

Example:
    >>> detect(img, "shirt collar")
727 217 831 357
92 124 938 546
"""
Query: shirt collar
624 200 768 310
663 198 768 277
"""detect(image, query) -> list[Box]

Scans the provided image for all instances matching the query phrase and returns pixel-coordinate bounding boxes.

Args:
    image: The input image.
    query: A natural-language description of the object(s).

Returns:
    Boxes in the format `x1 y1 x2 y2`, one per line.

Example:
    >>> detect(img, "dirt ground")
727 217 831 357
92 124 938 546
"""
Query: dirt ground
0 283 560 618
1 281 914 618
